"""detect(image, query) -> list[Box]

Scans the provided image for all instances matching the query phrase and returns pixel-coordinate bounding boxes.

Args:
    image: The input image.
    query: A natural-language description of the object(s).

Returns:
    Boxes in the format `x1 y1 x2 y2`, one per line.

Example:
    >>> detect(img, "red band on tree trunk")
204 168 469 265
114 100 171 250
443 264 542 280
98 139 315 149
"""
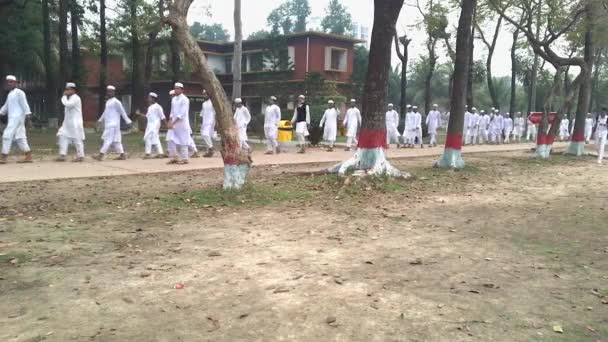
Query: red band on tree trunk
445 133 462 150
357 128 387 149
537 132 547 145
571 132 585 142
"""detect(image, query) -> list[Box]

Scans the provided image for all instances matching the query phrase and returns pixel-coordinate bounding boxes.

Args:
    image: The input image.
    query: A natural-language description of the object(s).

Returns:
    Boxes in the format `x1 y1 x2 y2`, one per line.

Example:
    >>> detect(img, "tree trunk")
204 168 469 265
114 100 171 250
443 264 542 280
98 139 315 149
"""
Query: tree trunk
232 0 242 100
536 68 563 159
589 49 603 113
144 0 164 92
42 0 58 120
329 0 407 178
70 0 81 85
509 28 519 117
129 0 145 115
59 0 69 122
394 33 410 117
466 4 477 109
567 3 594 156
436 0 476 169
424 38 437 120
528 6 542 114
479 16 502 109
170 30 181 83
164 0 251 189
98 0 108 117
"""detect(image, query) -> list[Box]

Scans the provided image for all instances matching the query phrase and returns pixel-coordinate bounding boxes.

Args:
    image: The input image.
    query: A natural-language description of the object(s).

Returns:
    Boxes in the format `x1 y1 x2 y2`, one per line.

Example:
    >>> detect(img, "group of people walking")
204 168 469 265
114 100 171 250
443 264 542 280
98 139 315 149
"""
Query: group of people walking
1 74 607 165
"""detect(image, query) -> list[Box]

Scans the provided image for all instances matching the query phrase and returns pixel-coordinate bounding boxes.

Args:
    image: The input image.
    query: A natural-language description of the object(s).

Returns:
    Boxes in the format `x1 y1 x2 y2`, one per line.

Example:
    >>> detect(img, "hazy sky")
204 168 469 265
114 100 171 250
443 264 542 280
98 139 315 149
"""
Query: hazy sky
188 0 516 76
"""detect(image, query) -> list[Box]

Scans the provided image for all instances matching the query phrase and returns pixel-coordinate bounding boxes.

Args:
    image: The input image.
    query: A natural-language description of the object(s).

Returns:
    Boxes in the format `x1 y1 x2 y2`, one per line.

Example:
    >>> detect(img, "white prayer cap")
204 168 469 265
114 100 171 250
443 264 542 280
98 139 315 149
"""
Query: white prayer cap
350 99 356 103
480 110 485 113
174 82 184 88
234 98 242 103
472 107 477 111
328 100 334 104
413 105 418 109
65 82 76 88
433 103 438 107
6 75 16 81
491 107 495 110
270 96 277 101
169 90 175 96
149 92 158 98
106 85 116 91
298 94 305 99
406 104 412 108
388 103 393 107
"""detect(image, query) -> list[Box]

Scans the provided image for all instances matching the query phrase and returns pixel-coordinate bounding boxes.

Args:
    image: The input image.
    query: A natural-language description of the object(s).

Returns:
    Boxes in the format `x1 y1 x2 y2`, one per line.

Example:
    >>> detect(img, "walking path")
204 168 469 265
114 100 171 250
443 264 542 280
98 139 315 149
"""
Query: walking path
0 142 566 183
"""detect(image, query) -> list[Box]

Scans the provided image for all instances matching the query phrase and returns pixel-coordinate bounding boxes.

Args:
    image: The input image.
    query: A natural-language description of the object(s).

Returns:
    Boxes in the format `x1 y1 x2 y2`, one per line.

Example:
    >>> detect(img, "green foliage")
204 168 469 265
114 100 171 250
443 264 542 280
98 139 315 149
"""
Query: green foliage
259 32 294 71
190 22 230 42
320 0 353 36
248 30 271 40
350 45 369 98
0 0 44 77
267 0 311 35
304 72 326 99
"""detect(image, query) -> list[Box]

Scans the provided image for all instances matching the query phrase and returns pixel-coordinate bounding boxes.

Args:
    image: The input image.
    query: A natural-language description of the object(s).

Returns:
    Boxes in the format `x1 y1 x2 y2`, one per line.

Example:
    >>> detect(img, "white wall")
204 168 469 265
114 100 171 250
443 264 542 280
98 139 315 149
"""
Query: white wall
207 54 226 74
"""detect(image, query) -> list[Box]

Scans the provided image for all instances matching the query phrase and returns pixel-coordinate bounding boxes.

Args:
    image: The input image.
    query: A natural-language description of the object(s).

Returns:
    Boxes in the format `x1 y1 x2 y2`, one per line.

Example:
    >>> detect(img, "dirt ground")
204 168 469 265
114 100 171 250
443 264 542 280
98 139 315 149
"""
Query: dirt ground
1 151 607 342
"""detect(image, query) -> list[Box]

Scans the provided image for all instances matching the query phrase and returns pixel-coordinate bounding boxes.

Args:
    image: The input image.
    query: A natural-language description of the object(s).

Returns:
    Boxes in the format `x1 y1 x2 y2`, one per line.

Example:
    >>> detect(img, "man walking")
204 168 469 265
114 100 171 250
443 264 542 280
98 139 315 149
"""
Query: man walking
234 98 252 152
94 85 131 161
343 99 361 151
596 109 607 164
57 82 85 162
167 82 191 164
263 96 281 154
426 104 441 147
385 103 400 148
291 95 310 154
200 90 216 157
320 99 339 151
139 92 166 159
0 75 33 164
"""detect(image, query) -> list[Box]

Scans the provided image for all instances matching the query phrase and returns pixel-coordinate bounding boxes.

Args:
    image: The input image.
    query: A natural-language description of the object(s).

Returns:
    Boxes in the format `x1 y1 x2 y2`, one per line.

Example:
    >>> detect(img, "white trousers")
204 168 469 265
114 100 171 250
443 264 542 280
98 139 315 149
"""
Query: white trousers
346 136 358 148
168 141 188 160
479 129 488 144
100 139 124 154
144 136 163 155
2 137 30 155
59 136 84 157
466 128 478 145
504 129 512 143
201 135 213 149
429 133 437 145
597 131 607 163
264 126 278 151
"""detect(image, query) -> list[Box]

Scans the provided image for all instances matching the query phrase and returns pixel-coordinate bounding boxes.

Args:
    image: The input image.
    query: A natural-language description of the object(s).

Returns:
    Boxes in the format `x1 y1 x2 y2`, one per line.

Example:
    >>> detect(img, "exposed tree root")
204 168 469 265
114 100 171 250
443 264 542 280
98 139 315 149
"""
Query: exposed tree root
328 148 411 179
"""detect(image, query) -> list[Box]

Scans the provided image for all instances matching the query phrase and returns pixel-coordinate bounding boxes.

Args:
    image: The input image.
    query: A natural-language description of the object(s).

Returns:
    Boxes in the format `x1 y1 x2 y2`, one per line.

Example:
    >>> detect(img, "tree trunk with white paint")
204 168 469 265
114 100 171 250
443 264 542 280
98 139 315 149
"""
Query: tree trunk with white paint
329 0 407 179
164 0 251 189
232 0 242 100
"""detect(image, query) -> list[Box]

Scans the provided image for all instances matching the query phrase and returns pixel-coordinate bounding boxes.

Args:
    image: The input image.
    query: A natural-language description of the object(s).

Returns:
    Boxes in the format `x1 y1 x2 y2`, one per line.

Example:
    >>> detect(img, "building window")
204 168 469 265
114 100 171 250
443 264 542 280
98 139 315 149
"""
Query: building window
249 53 264 72
225 57 232 74
325 47 347 72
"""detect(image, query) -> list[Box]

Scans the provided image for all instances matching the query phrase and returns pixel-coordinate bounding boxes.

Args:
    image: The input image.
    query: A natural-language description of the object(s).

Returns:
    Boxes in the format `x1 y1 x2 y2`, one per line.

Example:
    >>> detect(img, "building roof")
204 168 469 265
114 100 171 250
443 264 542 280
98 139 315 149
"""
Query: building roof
197 31 366 46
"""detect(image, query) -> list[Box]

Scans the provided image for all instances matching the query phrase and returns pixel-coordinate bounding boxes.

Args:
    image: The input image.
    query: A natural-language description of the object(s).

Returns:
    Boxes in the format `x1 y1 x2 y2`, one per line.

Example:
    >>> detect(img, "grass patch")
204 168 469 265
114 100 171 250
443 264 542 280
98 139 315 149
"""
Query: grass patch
161 183 312 208
0 251 32 264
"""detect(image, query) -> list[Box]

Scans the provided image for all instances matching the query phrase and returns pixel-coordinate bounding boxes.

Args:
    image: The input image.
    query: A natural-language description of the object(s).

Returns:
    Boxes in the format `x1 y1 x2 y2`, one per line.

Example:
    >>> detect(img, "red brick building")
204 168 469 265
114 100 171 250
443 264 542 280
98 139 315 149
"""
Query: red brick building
80 31 363 123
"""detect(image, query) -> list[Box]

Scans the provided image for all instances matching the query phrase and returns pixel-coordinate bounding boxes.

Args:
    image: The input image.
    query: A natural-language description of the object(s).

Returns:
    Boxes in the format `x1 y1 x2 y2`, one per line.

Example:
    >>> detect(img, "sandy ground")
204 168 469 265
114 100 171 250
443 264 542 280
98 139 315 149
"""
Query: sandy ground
1 150 607 342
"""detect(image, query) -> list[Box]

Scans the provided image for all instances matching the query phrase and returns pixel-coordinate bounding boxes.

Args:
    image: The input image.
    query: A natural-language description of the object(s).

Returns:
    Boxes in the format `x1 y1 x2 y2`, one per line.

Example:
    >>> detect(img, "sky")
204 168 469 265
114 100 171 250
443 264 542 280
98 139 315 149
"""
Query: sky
187 0 516 77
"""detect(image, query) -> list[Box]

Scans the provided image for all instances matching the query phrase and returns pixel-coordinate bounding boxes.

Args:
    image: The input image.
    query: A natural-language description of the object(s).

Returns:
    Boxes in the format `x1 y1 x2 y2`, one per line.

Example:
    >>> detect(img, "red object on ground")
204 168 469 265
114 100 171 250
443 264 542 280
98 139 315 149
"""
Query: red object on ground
357 128 388 149
528 112 558 124
174 284 185 289
445 133 463 150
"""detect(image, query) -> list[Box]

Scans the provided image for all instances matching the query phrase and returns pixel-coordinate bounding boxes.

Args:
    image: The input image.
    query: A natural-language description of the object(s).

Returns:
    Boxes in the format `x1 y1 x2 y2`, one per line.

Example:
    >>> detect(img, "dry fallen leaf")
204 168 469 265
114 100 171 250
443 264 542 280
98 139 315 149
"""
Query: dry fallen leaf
552 325 564 333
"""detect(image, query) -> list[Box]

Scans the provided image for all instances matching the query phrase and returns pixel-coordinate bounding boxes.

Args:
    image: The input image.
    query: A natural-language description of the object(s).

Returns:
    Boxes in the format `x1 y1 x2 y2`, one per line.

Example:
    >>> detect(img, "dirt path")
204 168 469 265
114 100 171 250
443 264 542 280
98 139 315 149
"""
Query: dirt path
0 142 570 183
1 151 607 341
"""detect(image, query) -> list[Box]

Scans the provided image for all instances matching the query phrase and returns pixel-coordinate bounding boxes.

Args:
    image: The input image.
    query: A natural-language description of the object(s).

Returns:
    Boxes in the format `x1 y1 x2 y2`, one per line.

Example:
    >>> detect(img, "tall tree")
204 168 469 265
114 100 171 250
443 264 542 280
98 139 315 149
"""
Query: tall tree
170 31 181 83
164 0 251 189
436 0 476 169
144 0 164 92
509 27 520 117
42 0 58 120
190 22 230 41
70 0 82 85
466 4 477 108
476 14 503 109
320 0 353 36
232 0 242 100
128 0 145 115
291 0 310 32
394 32 411 117
267 0 310 35
59 0 69 107
329 0 407 178
99 0 108 117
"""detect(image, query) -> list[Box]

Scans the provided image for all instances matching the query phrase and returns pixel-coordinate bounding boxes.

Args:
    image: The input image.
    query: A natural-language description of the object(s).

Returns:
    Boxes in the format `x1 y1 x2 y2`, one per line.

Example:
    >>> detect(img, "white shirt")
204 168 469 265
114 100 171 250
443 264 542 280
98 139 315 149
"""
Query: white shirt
234 106 251 128
503 117 513 130
144 103 165 138
343 107 362 128
385 110 399 126
405 111 416 130
413 111 422 129
514 117 525 127
264 104 281 127
426 110 442 131
58 94 85 140
320 108 339 127
98 97 131 128
200 99 216 127
291 104 311 124
0 88 31 140
597 116 608 135
168 93 191 145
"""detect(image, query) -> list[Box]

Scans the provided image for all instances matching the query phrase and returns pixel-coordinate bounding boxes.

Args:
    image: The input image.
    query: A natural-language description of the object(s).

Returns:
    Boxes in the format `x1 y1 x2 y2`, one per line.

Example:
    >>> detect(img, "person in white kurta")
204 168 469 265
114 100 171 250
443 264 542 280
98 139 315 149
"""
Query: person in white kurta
585 113 594 143
139 92 165 159
463 109 472 145
0 75 33 164
263 96 281 154
426 104 442 147
595 110 608 164
512 112 525 142
233 98 252 152
489 111 503 144
200 90 216 157
559 116 570 141
291 95 310 153
385 103 400 148
412 106 423 148
503 114 513 143
403 107 416 147
94 85 132 160
466 108 480 145
343 99 362 151
166 83 191 164
57 82 85 162
526 114 538 141
478 110 490 144
320 100 339 151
